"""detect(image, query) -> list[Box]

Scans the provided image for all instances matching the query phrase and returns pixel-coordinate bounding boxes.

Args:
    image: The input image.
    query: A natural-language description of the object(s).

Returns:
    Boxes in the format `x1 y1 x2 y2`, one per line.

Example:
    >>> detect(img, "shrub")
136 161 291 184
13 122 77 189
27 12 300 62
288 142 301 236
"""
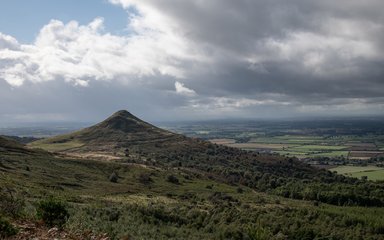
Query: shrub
138 173 153 185
167 175 180 184
37 197 69 228
209 192 237 203
109 172 119 183
246 225 272 240
0 189 25 218
0 216 18 238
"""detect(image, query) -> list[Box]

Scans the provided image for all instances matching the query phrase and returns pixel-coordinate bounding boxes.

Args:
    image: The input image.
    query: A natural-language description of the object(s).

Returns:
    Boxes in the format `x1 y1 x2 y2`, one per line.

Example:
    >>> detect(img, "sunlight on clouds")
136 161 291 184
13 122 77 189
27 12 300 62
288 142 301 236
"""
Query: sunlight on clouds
188 97 292 111
175 81 196 96
1 0 384 119
0 15 201 87
0 33 20 50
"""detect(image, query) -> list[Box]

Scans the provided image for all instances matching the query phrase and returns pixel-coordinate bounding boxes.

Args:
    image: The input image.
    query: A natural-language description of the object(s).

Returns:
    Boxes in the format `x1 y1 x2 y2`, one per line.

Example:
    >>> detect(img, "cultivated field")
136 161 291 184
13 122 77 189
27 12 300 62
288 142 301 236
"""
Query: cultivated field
210 135 383 160
330 165 384 181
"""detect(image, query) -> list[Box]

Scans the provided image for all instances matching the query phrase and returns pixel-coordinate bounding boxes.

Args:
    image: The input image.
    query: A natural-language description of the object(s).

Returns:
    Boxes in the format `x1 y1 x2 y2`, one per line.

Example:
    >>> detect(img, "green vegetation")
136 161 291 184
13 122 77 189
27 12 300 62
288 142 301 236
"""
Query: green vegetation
2 149 384 239
331 166 384 181
351 170 384 181
290 145 348 151
0 216 18 238
167 119 384 165
37 197 69 228
2 113 384 239
29 140 84 152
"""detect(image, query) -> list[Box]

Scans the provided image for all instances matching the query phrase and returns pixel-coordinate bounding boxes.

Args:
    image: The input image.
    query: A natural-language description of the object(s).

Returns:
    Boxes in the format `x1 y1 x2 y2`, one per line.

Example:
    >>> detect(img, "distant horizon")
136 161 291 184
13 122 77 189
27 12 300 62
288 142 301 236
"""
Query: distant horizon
1 112 384 129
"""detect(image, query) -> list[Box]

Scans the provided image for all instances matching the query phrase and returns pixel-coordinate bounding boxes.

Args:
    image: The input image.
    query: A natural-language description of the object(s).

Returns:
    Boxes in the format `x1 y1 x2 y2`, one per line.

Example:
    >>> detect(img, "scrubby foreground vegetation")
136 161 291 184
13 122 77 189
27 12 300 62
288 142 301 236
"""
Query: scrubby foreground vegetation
1 149 384 239
1 111 384 239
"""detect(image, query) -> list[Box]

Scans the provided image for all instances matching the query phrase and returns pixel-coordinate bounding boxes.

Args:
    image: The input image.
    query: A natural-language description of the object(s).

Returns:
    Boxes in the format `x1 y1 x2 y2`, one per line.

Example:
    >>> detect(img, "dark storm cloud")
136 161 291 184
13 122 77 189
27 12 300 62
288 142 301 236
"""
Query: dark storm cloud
112 0 382 112
1 0 384 122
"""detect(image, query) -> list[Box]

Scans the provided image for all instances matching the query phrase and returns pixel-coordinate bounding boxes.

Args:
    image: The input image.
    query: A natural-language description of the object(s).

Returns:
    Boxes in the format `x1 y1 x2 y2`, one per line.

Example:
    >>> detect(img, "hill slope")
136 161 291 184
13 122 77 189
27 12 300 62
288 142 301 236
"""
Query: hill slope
2 111 384 239
29 110 183 156
4 138 384 239
29 110 315 175
28 110 384 208
0 136 37 155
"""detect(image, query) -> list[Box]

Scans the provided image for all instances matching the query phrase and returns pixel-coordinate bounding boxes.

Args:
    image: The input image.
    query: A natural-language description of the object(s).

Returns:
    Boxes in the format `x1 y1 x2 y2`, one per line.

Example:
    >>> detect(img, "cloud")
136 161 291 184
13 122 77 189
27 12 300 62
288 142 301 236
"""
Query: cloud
109 0 384 96
174 81 196 96
0 33 20 50
1 0 384 121
0 16 203 87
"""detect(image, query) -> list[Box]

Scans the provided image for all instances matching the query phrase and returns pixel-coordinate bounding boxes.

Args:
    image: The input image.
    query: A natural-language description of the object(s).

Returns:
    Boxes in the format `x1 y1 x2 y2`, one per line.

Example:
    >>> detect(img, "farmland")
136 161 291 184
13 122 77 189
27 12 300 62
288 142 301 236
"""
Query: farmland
161 118 384 167
2 114 384 239
330 166 384 181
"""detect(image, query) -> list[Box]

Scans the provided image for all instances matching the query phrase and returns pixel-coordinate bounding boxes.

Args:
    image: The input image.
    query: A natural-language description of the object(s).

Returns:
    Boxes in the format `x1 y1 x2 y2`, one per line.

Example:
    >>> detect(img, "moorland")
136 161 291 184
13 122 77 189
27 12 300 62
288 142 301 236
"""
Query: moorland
1 112 384 239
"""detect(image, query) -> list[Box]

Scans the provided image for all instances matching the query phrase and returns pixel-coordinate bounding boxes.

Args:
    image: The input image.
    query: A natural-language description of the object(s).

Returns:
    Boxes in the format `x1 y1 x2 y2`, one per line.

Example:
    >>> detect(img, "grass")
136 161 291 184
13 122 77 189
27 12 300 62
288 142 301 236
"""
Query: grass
273 151 308 156
219 134 384 160
330 166 384 181
291 145 348 151
307 151 349 158
229 143 292 150
3 125 384 239
349 170 384 181
2 145 384 239
273 150 349 159
330 166 382 174
29 140 84 152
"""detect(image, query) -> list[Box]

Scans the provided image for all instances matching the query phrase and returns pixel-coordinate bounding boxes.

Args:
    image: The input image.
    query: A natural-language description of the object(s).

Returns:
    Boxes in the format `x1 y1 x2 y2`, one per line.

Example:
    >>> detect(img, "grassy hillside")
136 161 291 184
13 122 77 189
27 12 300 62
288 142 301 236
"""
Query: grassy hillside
1 148 384 239
331 165 384 181
2 112 384 239
29 110 177 156
27 111 384 208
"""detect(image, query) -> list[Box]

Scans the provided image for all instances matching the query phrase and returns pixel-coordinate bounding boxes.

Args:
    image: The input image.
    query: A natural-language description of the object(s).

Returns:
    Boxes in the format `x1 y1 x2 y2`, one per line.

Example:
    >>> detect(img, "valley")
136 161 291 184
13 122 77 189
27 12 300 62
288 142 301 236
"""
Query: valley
1 112 384 239
162 119 384 181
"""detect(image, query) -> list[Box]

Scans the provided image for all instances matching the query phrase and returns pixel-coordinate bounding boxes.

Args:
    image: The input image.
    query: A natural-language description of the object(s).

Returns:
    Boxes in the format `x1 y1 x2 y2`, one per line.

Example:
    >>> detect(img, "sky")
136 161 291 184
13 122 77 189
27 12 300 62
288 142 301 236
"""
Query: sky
0 0 384 124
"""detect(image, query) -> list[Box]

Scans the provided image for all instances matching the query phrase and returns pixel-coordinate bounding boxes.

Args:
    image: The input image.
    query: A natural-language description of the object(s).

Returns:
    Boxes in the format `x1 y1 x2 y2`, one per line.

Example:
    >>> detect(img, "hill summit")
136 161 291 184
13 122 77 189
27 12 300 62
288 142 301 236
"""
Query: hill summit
29 110 316 179
29 110 180 157
91 110 165 134
29 110 376 209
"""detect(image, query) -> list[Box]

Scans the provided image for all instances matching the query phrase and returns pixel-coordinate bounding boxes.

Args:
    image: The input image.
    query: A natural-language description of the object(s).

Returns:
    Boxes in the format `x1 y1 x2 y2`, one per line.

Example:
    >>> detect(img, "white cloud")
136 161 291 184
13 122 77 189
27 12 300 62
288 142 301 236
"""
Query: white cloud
0 33 20 50
175 81 196 96
1 1 382 88
184 96 292 112
0 14 204 87
1 0 384 121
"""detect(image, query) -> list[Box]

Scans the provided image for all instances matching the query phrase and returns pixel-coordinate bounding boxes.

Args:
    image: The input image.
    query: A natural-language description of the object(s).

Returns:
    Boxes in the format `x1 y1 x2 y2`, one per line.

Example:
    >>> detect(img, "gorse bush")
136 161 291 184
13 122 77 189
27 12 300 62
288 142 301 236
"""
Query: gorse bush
109 172 119 183
138 173 153 185
0 216 18 238
0 188 25 218
37 197 69 228
167 175 179 184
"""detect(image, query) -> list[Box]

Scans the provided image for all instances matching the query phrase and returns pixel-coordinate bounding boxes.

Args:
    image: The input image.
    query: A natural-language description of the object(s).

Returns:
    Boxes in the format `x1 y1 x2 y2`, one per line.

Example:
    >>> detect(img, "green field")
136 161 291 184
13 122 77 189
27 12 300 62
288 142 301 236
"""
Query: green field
221 140 352 159
29 140 85 152
330 166 384 181
213 135 384 161
307 151 349 158
273 150 309 156
290 145 348 151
